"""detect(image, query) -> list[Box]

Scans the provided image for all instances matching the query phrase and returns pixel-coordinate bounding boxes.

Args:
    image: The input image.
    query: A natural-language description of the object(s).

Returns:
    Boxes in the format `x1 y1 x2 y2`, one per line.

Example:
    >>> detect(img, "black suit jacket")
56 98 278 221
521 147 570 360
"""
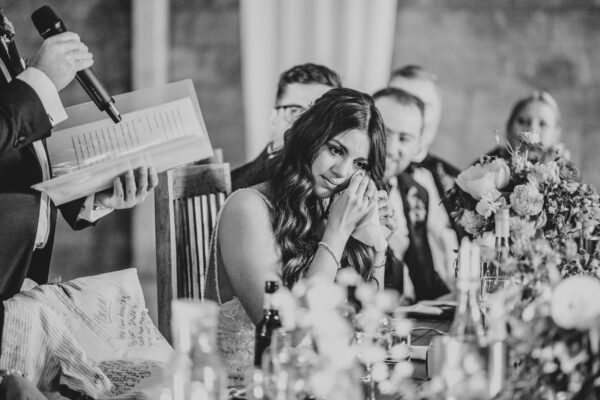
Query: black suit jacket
231 145 278 191
384 172 450 301
415 153 466 241
0 79 90 300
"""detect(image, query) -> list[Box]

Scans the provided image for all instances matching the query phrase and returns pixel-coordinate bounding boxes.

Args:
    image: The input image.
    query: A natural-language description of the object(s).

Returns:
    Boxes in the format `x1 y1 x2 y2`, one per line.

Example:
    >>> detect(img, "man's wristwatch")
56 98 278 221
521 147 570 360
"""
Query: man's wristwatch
0 369 24 386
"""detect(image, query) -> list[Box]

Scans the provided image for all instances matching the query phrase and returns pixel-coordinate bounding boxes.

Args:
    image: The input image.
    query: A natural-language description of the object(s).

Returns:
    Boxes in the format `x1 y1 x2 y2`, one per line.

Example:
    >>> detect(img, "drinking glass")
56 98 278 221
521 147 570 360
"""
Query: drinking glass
261 328 292 399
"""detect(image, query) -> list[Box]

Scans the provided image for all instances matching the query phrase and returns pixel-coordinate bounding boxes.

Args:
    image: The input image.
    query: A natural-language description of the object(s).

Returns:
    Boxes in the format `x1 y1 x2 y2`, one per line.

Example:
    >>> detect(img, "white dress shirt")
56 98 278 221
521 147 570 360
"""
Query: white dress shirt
412 167 458 288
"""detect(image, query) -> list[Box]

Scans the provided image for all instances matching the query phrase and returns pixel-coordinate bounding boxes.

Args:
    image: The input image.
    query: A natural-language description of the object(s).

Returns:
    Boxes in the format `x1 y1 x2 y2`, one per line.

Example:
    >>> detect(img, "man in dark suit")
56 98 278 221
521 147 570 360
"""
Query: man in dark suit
0 25 157 301
374 87 450 301
388 65 464 282
231 63 341 190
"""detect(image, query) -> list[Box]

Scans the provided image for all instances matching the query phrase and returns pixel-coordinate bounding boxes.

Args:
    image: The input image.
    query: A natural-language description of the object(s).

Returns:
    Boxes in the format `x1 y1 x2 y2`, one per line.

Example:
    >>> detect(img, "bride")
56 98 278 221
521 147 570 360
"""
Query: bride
205 88 396 387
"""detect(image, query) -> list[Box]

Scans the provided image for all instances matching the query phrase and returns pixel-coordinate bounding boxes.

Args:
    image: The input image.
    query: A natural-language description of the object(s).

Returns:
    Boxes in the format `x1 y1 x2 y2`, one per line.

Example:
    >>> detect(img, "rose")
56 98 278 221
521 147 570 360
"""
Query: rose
475 192 503 217
456 159 510 200
459 209 487 236
528 162 560 185
551 276 600 330
510 183 544 217
558 159 581 183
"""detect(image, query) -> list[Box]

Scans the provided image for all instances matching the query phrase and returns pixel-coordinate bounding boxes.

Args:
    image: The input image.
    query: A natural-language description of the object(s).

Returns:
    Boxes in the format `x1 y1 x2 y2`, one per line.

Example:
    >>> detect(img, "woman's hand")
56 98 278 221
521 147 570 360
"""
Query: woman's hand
327 171 377 238
377 190 399 240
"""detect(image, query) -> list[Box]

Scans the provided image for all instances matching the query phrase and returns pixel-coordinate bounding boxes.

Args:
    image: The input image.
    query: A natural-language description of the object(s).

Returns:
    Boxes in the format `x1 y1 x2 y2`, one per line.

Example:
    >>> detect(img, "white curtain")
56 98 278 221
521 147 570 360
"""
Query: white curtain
240 0 398 160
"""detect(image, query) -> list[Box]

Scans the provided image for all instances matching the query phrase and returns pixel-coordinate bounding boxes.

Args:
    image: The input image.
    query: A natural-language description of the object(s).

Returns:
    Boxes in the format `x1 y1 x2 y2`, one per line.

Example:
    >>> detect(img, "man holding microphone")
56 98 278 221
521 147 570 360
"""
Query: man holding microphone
0 11 158 399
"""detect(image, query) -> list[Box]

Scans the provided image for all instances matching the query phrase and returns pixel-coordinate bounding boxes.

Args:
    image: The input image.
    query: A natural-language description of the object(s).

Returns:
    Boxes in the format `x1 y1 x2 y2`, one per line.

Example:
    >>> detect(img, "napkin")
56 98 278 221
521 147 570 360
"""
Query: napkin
351 203 390 251
418 300 458 307
396 304 444 315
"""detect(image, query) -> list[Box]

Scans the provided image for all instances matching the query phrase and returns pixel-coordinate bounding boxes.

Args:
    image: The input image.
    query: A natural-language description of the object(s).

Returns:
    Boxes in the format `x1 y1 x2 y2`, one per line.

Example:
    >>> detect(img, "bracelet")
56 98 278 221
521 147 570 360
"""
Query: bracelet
317 241 341 269
373 256 387 270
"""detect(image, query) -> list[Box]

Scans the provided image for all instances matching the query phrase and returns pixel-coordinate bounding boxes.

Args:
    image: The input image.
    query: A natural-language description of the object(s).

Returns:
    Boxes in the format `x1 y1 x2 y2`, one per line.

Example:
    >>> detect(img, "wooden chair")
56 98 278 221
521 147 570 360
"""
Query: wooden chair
155 162 231 341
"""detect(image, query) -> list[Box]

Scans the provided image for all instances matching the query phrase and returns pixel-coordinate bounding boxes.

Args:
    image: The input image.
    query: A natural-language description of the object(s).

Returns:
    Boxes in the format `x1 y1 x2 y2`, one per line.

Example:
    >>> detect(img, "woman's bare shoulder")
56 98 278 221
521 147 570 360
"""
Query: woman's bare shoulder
220 185 275 231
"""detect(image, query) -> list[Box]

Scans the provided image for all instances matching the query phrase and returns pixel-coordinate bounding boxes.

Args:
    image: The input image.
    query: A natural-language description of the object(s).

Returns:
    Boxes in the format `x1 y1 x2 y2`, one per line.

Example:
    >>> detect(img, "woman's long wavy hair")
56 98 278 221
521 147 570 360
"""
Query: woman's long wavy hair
269 88 386 287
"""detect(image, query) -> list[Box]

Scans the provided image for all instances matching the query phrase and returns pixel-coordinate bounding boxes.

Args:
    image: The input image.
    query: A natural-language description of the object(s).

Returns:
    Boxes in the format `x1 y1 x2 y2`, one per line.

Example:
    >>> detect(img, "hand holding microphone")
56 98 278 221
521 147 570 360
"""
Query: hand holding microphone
31 5 122 123
30 32 93 92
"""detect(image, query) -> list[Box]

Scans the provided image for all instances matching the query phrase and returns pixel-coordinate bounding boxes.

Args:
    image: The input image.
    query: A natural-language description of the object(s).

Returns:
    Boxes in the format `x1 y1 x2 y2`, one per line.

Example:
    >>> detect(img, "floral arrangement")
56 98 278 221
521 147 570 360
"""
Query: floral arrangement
450 133 600 399
452 135 600 277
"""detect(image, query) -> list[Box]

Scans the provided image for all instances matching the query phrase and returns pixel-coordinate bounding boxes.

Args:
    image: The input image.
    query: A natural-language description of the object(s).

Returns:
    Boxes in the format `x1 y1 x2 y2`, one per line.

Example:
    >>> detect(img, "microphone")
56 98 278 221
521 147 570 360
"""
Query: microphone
31 6 121 123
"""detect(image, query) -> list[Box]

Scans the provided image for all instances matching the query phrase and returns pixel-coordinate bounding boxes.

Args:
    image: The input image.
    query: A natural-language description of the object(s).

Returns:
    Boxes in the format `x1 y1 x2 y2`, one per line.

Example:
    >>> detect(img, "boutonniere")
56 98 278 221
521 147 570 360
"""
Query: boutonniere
436 163 456 193
407 186 426 224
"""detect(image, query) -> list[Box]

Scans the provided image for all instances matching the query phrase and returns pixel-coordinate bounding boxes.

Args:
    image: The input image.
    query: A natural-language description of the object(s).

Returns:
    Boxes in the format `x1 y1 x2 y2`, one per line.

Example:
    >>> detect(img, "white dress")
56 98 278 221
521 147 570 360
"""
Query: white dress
209 188 273 388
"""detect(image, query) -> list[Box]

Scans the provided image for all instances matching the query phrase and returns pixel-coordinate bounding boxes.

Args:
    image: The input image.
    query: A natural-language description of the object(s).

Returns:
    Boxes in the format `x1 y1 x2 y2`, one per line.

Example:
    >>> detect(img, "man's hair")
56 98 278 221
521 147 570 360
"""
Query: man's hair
372 86 425 120
276 63 342 102
389 64 438 84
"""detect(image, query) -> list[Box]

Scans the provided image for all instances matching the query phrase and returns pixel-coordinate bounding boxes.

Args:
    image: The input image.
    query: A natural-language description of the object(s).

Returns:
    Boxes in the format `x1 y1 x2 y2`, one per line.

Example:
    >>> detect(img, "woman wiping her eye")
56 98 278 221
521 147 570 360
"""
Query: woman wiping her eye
204 88 399 387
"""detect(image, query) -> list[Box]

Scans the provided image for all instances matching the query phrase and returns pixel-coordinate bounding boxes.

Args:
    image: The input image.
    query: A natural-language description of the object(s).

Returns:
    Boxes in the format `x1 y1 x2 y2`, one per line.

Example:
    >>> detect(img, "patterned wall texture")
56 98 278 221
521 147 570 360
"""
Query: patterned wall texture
392 0 600 190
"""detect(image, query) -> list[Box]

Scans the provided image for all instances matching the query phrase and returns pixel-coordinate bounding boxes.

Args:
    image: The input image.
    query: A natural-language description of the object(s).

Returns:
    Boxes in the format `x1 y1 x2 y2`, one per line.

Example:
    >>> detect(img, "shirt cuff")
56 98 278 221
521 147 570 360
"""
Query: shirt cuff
16 67 68 127
78 194 114 223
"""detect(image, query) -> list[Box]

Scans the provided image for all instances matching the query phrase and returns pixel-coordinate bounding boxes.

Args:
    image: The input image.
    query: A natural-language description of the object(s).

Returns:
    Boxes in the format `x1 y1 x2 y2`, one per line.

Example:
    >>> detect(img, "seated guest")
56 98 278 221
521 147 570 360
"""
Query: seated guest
373 87 450 302
231 63 342 190
485 90 566 161
388 65 463 287
206 88 396 386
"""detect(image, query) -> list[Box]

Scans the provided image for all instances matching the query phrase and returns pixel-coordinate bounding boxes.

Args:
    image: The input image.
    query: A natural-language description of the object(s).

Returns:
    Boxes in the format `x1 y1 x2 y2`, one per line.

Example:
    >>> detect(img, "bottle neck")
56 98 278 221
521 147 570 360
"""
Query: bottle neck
489 214 510 276
495 216 509 239
263 292 275 311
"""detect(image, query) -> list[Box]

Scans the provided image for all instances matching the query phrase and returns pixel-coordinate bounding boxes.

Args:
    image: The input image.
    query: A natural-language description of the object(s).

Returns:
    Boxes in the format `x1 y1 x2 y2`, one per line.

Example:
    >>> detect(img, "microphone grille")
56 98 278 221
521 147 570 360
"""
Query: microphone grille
31 5 61 34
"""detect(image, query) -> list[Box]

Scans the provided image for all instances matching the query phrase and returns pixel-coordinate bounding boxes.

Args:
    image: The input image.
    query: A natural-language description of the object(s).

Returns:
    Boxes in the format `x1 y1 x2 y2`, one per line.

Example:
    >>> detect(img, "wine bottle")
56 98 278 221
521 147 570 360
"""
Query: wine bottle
486 208 510 277
254 280 282 367
339 284 362 325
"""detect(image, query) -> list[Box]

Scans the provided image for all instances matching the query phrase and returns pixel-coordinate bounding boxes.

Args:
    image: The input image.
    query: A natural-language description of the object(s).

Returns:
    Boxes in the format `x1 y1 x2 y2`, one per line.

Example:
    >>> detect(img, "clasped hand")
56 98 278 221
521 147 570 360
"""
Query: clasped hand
327 171 378 236
328 171 399 240
95 166 158 209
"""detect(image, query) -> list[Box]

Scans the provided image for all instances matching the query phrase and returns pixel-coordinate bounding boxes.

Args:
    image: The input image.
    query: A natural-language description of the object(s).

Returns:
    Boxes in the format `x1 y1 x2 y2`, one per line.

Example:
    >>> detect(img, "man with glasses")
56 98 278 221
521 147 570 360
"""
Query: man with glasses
232 63 341 190
388 65 465 287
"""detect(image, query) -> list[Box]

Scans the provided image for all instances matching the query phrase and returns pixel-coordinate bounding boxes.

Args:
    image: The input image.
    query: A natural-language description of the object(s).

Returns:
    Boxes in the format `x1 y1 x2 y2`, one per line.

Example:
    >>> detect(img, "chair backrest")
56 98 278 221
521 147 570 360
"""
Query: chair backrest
155 162 231 341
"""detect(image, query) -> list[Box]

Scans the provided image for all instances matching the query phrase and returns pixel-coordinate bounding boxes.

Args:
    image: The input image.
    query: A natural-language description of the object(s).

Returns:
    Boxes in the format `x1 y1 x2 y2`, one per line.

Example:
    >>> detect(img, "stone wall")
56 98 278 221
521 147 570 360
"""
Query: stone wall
392 0 600 189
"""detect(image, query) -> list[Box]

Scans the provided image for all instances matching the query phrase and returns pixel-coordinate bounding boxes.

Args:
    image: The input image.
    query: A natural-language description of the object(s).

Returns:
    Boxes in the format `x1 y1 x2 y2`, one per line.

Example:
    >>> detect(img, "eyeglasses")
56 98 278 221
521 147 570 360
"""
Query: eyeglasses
274 104 308 123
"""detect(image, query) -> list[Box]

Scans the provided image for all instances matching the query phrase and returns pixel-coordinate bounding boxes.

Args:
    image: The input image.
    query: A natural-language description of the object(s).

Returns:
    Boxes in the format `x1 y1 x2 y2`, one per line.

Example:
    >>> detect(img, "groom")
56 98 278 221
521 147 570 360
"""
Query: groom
373 87 450 302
